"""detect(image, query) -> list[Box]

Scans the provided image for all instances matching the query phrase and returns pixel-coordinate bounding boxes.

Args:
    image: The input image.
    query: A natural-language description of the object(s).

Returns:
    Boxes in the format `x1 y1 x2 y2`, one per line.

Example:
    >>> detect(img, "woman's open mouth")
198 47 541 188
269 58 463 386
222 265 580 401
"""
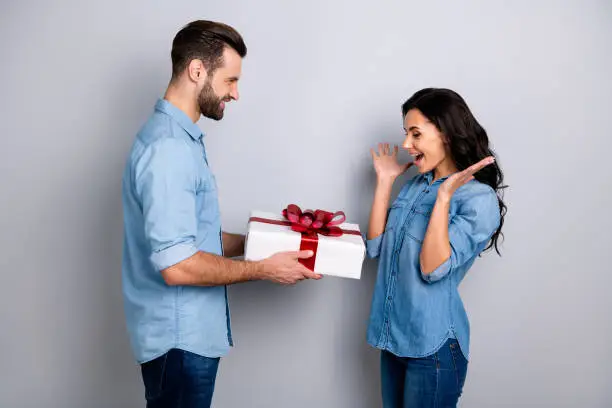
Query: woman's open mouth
413 153 424 165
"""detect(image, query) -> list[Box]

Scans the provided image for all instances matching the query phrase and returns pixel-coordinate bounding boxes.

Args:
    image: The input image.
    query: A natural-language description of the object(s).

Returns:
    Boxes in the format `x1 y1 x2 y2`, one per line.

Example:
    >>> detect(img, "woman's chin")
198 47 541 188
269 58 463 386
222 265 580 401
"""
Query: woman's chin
416 163 432 174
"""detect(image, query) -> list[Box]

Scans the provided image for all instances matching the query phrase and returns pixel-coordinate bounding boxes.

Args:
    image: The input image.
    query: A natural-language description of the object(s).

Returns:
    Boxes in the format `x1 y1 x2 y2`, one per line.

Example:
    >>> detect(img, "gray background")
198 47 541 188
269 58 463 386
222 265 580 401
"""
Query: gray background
1 0 611 407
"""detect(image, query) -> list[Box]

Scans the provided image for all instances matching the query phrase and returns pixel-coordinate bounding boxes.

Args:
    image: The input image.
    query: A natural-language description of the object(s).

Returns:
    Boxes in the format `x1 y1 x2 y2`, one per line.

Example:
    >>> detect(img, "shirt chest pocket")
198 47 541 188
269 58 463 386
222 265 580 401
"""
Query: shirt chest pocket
197 172 217 193
196 172 220 218
404 202 434 244
385 198 411 233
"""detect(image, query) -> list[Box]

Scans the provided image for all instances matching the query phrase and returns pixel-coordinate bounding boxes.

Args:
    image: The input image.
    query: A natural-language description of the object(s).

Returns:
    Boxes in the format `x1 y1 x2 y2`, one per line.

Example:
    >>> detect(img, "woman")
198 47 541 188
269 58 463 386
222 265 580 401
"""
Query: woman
366 88 506 407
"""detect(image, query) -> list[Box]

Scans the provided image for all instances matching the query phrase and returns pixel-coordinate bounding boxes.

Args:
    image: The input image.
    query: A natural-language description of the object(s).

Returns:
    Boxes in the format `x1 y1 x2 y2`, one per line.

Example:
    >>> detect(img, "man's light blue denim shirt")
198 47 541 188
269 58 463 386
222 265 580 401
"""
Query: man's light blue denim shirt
122 99 232 364
366 172 500 360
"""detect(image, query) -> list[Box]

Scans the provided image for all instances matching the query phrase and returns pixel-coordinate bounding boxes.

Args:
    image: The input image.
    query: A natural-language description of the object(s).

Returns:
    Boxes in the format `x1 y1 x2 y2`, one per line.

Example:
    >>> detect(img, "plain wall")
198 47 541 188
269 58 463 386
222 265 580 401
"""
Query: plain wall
1 0 611 407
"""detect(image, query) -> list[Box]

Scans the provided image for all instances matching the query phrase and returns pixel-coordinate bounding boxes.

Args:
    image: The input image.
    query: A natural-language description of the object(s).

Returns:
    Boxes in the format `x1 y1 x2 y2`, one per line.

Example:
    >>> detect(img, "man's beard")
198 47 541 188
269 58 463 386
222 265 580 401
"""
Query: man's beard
198 80 226 121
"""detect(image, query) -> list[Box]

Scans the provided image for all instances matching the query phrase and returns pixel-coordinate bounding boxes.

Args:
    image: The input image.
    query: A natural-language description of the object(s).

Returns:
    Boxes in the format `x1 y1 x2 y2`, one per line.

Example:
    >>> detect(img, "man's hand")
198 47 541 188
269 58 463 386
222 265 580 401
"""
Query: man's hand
260 250 322 285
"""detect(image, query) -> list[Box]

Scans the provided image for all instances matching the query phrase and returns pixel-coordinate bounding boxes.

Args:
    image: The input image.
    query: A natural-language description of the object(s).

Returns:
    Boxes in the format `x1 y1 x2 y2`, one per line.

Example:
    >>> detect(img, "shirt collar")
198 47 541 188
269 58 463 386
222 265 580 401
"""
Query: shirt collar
155 98 204 141
424 171 453 184
424 171 434 184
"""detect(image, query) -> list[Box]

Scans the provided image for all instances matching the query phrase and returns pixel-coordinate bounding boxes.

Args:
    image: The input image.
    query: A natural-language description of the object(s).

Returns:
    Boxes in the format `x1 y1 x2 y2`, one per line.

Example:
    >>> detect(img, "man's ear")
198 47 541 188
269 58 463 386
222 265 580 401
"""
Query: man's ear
187 59 207 83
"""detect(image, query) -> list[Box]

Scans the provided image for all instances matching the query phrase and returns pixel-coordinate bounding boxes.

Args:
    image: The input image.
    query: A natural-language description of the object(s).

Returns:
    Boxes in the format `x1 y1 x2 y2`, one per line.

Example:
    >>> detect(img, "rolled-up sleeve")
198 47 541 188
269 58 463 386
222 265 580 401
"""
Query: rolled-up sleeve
421 190 500 283
421 258 451 283
134 138 199 271
365 233 383 259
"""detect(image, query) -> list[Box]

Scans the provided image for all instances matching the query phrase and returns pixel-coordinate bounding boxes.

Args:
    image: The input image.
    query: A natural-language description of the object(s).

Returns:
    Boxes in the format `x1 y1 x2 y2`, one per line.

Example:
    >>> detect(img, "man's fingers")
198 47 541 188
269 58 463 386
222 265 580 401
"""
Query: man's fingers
287 276 304 286
295 250 314 259
302 268 323 280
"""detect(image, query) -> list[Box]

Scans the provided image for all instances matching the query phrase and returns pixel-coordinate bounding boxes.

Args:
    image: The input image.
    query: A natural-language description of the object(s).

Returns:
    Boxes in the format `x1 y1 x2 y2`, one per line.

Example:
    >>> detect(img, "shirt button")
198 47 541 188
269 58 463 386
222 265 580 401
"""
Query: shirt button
387 296 393 300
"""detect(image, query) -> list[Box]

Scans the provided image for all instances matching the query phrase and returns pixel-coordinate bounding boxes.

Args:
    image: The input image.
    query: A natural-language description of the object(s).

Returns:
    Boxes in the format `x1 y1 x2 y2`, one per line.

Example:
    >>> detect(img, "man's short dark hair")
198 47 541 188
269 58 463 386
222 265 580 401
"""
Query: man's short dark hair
171 20 247 79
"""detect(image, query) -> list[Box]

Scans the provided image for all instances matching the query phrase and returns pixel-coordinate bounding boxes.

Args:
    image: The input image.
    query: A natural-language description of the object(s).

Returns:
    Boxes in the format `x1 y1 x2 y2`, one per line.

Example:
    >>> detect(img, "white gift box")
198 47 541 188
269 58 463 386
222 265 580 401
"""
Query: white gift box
244 210 366 279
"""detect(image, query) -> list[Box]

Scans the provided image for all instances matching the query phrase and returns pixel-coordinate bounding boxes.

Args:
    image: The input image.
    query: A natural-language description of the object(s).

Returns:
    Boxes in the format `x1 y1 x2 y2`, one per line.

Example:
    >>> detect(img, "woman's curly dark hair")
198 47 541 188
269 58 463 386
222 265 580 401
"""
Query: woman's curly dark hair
402 88 507 254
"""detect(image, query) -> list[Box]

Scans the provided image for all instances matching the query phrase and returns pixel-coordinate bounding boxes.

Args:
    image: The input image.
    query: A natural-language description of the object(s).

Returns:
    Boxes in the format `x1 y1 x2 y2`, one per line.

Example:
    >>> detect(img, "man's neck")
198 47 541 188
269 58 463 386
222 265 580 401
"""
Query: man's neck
164 82 200 123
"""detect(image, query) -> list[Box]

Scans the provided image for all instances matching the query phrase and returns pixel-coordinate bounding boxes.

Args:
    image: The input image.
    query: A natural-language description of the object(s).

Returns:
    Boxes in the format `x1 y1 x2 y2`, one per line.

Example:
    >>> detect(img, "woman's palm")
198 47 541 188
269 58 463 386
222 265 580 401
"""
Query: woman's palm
371 143 412 179
439 156 495 198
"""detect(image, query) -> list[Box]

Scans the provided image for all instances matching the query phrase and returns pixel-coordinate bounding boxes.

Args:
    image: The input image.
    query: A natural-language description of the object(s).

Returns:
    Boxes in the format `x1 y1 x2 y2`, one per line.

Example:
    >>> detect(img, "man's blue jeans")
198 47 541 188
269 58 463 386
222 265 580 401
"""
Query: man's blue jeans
140 348 220 408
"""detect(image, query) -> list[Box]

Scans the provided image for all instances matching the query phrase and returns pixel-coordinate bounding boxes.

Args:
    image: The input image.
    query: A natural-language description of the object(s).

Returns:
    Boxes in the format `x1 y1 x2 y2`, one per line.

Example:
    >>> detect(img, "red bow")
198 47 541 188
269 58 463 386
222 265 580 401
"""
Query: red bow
248 205 361 271
281 204 347 237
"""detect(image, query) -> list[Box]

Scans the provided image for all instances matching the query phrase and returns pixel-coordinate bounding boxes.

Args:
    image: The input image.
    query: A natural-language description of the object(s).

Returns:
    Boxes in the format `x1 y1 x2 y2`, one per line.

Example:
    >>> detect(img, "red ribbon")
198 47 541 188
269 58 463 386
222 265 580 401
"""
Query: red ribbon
249 204 361 271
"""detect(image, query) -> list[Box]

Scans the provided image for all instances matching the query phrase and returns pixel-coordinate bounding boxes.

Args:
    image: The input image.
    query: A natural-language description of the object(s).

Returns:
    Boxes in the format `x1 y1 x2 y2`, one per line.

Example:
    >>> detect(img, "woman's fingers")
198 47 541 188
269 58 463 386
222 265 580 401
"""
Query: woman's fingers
461 156 495 179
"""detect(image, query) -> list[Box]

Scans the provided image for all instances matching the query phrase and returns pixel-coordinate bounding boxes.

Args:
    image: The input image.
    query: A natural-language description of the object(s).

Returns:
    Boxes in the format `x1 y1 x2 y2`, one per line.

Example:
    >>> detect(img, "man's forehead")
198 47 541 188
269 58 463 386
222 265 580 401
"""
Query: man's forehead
218 48 242 74
222 47 241 64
